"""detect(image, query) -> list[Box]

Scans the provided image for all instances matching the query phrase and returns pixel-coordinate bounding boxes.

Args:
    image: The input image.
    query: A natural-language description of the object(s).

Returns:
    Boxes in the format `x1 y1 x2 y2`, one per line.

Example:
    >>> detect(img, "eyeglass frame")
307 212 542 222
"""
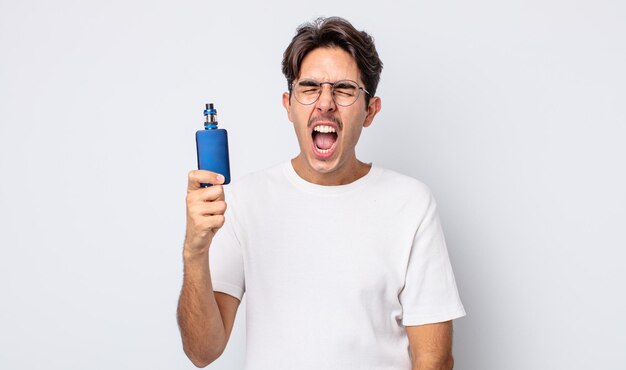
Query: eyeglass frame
289 79 371 107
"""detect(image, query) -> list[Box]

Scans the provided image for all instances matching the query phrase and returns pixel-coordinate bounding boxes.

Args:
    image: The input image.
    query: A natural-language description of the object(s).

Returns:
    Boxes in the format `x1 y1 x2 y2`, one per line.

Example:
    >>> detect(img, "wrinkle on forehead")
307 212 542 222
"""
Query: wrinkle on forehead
298 47 362 85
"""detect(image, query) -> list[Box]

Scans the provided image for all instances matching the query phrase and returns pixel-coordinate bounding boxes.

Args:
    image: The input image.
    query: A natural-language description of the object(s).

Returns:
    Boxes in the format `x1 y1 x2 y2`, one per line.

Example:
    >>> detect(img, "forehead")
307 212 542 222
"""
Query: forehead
298 47 361 83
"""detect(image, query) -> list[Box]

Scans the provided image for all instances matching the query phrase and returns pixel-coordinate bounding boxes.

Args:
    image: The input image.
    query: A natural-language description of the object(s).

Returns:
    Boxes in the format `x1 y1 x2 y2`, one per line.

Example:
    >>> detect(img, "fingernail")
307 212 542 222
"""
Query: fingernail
216 174 225 184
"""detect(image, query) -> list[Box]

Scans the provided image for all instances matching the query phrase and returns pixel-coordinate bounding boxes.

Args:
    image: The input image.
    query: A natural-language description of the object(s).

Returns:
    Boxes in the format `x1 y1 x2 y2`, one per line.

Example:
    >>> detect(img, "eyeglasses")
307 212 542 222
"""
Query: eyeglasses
291 79 370 107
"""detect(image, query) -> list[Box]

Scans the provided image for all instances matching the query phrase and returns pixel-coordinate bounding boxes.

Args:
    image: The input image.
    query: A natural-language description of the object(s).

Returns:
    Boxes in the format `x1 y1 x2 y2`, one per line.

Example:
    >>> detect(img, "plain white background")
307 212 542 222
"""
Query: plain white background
1 0 625 369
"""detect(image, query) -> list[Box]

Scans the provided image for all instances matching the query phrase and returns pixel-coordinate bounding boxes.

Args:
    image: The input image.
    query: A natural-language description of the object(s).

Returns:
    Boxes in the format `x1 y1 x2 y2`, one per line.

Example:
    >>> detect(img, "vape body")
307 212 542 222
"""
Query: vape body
196 103 231 185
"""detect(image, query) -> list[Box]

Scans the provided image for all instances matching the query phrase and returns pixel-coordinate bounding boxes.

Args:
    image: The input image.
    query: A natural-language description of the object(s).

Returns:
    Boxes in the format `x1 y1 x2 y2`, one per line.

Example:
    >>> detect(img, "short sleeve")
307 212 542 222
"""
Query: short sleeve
209 191 245 301
399 192 466 326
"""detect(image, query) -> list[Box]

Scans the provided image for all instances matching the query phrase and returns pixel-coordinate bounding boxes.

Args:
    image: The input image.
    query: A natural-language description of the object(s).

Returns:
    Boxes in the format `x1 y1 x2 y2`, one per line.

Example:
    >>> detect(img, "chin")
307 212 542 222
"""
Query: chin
307 154 342 174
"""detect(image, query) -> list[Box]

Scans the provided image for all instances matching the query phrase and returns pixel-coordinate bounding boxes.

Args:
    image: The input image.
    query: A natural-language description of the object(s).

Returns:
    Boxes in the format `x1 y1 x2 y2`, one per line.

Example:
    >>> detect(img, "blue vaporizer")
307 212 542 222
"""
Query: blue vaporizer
196 103 231 185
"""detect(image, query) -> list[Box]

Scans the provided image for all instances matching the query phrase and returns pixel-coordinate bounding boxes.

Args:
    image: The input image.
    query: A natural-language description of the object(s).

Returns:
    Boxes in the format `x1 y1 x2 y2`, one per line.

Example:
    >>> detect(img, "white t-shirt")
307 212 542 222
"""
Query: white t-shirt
209 161 466 370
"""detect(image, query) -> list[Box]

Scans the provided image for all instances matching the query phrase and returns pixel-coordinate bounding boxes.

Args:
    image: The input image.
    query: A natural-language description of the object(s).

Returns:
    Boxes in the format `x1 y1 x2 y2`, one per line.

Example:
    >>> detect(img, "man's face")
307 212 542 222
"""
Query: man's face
282 47 381 184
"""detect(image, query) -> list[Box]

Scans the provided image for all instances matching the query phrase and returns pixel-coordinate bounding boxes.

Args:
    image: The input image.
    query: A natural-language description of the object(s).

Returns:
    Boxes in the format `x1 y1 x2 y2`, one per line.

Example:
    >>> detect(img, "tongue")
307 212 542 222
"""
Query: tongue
314 132 336 150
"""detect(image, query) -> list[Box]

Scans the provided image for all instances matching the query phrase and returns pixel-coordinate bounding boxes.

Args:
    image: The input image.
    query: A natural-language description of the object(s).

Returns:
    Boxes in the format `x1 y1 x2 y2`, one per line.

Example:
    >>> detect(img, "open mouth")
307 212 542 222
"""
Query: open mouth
312 125 338 155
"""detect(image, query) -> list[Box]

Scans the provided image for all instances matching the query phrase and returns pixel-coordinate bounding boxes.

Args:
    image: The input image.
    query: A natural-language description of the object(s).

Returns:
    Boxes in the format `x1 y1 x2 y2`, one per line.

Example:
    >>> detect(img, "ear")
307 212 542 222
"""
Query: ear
282 92 293 122
363 96 381 128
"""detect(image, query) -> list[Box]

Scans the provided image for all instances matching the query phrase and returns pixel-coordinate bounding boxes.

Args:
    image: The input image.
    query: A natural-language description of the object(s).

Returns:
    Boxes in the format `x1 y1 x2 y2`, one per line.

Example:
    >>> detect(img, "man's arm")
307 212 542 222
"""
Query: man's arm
406 321 454 370
177 252 240 367
177 170 240 367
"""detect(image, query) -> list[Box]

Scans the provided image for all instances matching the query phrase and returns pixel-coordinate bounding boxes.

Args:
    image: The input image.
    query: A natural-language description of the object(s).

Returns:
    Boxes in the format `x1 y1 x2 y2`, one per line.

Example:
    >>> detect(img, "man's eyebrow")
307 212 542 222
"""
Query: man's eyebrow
334 81 356 88
297 80 320 86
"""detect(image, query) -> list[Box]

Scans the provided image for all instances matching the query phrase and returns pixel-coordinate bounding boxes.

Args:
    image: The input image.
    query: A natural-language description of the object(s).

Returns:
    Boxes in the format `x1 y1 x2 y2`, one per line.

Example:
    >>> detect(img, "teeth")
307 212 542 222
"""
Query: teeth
318 148 331 154
313 125 336 133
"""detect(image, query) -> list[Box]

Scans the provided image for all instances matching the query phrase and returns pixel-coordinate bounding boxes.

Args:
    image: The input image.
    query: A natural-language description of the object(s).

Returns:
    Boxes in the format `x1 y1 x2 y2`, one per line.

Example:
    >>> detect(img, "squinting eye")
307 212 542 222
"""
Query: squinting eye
334 88 356 97
297 81 321 94
300 88 320 94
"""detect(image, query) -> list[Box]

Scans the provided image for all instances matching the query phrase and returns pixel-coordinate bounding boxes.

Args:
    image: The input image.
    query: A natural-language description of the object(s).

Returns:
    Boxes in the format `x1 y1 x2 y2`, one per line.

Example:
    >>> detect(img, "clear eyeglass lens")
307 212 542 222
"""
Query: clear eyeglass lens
294 80 360 106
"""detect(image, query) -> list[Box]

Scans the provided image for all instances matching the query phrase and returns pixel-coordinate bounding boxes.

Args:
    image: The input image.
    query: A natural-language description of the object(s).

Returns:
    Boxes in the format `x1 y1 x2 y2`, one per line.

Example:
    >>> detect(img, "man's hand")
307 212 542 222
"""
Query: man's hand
184 170 227 255
178 170 238 367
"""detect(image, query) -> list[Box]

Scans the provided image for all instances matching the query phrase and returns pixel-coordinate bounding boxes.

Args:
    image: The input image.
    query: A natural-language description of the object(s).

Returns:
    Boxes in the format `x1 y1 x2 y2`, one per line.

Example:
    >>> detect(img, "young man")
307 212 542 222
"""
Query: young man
178 17 465 370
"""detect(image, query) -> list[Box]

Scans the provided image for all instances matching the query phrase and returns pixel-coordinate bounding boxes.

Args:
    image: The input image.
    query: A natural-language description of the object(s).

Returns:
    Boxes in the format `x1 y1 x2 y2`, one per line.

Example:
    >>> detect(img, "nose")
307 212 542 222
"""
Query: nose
315 83 336 113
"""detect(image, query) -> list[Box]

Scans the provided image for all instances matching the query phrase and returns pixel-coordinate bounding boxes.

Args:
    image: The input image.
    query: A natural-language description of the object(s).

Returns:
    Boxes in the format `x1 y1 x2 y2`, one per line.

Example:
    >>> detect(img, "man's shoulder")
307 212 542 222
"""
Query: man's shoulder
374 166 433 198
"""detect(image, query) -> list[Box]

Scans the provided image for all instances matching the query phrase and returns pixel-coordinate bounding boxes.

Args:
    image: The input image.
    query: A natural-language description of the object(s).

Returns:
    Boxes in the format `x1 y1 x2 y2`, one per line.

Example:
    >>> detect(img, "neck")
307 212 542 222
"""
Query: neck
290 155 371 186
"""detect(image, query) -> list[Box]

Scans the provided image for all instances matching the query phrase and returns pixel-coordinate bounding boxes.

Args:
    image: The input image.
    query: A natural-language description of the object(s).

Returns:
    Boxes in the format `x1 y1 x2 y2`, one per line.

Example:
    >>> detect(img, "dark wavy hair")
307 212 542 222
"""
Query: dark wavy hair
282 17 383 107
